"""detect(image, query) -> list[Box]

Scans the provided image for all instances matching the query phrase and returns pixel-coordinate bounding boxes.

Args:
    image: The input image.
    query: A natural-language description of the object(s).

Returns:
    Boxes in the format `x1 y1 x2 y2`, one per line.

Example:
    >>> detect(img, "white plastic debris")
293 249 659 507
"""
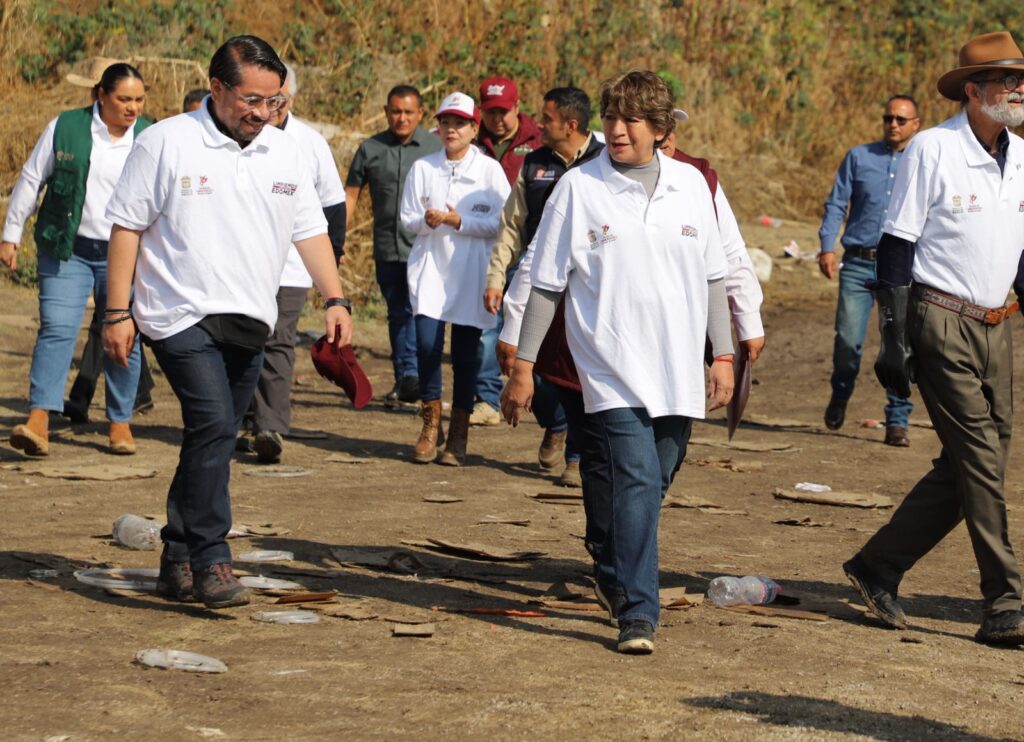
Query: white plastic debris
794 482 832 493
74 568 158 591
236 550 294 562
250 610 320 625
134 648 227 673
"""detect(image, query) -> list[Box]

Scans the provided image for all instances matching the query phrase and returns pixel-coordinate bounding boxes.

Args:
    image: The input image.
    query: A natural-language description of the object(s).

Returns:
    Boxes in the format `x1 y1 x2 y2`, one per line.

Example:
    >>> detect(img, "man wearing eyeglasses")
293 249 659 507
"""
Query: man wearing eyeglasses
844 31 1024 646
101 36 353 610
818 95 920 447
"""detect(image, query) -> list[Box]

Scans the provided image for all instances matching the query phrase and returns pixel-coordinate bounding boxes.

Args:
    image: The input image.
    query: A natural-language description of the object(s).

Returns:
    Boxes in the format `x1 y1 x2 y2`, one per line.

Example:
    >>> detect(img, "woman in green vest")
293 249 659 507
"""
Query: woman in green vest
0 63 149 457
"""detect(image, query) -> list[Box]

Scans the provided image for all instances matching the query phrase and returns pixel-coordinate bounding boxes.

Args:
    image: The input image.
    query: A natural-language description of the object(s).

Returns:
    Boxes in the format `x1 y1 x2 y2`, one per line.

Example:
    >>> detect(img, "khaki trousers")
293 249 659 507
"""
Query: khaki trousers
859 293 1022 615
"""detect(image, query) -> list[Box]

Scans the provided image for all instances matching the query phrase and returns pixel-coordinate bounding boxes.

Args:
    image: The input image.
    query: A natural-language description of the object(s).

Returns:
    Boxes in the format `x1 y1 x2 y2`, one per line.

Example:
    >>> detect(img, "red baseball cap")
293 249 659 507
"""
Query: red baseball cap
310 337 373 409
479 77 518 110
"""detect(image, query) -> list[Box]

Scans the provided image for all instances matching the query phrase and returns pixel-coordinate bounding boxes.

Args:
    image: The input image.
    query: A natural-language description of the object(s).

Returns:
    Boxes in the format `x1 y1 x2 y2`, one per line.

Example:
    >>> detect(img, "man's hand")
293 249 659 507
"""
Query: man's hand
0 241 17 271
707 358 735 411
484 287 503 314
741 336 766 363
496 340 517 375
325 305 354 347
500 361 535 427
818 251 837 280
102 320 136 368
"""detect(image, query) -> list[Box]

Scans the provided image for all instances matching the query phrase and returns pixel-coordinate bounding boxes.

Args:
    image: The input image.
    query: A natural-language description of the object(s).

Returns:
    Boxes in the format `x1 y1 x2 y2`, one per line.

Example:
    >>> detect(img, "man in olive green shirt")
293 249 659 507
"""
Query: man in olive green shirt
346 85 441 404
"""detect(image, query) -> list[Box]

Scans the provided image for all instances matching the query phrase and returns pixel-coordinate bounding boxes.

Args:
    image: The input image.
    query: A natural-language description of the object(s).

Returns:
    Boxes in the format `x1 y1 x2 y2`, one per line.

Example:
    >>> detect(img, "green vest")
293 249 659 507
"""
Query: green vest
33 106 151 260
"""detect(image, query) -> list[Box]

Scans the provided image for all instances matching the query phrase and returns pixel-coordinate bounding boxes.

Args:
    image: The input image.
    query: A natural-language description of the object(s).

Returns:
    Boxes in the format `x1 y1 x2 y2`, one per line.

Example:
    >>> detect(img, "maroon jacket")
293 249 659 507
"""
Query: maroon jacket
535 150 720 391
476 113 543 186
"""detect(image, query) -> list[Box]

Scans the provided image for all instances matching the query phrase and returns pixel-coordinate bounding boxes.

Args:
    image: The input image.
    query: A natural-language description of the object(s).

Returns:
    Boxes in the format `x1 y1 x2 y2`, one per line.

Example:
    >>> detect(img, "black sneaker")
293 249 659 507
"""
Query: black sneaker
397 375 420 403
825 396 848 430
594 581 622 628
617 620 655 655
254 430 284 464
384 384 400 408
193 563 250 608
975 610 1024 646
843 556 908 629
156 556 196 602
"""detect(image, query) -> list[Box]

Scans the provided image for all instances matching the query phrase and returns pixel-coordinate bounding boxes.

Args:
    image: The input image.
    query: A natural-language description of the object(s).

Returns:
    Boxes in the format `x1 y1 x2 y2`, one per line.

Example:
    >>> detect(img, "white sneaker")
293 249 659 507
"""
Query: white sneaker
469 401 501 426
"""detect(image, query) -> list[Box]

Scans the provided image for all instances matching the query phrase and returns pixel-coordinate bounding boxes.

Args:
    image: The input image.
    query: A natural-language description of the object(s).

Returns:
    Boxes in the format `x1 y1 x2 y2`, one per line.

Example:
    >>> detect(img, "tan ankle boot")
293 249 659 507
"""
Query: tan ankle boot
10 409 49 456
109 422 137 455
414 400 443 463
439 407 470 467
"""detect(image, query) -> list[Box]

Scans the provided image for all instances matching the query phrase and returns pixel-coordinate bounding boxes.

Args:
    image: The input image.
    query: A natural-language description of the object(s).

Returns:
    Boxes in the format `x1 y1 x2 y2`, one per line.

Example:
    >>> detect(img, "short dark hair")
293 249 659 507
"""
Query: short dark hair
599 70 675 138
95 63 145 96
544 87 591 133
387 84 422 106
182 88 209 111
887 94 918 113
208 35 285 88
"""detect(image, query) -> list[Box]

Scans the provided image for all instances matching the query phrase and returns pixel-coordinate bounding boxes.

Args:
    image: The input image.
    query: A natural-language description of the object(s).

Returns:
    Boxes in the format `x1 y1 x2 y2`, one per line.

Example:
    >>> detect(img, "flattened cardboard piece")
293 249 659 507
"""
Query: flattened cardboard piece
743 414 812 429
772 487 893 509
476 515 530 526
228 523 291 538
443 607 546 618
422 495 463 504
662 495 723 509
690 437 796 453
401 538 544 561
283 429 328 440
774 516 832 527
382 612 441 625
19 463 156 481
688 457 764 473
393 623 435 637
329 547 426 574
274 591 337 605
529 491 583 505
310 602 377 620
536 599 604 612
722 604 829 622
659 587 704 608
326 452 373 464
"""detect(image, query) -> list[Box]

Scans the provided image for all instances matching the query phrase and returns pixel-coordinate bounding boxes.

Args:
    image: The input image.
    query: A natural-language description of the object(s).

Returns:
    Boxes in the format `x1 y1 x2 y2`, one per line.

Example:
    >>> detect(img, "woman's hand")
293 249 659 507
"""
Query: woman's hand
707 357 735 411
500 360 535 427
425 203 462 230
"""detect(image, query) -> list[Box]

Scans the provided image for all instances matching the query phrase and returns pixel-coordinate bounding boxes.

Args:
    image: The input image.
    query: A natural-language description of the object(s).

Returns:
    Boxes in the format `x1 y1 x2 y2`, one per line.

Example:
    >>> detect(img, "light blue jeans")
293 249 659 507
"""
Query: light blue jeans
31 245 140 422
831 254 913 428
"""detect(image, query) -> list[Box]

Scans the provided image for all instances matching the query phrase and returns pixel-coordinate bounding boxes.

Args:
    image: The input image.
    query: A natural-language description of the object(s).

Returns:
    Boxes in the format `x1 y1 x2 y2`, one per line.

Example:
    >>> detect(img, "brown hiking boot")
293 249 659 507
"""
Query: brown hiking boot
10 409 50 457
559 460 582 488
439 407 470 467
109 422 137 455
192 563 250 608
538 429 567 471
156 556 196 602
414 400 443 463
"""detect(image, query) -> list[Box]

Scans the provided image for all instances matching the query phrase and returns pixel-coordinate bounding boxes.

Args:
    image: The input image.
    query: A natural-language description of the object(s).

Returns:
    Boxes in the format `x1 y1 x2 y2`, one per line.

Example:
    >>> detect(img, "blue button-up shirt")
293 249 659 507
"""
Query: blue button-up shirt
819 141 903 253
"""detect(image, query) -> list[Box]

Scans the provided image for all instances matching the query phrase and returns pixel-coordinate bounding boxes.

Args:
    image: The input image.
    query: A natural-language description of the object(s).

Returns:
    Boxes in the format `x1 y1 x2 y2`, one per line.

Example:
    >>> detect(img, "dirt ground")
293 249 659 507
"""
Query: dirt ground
1 220 1023 741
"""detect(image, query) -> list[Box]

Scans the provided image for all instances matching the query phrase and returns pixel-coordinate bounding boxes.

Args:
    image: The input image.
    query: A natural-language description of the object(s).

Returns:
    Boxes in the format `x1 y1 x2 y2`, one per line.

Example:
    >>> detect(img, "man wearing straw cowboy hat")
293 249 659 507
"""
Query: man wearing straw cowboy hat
844 31 1024 646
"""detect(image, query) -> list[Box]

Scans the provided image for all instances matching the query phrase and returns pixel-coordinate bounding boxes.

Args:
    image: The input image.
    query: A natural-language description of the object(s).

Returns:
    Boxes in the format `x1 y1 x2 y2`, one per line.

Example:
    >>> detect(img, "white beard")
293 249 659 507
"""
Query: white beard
980 93 1024 128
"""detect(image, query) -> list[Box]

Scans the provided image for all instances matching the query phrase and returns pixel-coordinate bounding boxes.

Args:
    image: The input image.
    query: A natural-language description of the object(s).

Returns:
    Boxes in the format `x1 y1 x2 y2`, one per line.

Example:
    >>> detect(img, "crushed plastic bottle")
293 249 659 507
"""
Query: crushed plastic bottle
251 610 320 625
112 514 162 550
757 214 783 228
134 648 227 673
706 575 781 607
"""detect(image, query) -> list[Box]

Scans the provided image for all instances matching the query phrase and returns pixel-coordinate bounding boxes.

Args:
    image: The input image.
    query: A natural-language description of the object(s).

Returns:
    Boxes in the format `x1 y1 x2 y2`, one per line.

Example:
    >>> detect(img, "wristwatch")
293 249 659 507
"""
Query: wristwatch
324 297 352 314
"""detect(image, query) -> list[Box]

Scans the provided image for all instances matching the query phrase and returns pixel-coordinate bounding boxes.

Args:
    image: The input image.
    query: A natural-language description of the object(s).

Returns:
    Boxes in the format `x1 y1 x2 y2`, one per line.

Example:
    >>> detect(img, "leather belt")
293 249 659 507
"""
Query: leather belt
914 284 1019 326
843 246 877 260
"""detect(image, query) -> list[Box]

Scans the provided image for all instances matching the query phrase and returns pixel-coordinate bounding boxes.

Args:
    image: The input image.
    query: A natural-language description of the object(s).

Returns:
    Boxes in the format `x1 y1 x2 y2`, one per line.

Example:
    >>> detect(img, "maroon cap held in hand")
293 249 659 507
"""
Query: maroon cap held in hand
310 337 373 409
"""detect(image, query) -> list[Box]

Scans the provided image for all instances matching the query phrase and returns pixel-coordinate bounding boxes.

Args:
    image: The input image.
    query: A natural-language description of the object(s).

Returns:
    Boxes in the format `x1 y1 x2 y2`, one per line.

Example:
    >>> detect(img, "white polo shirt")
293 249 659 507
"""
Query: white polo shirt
530 149 727 418
277 113 346 289
3 104 138 244
106 99 327 340
400 146 510 329
884 110 1024 308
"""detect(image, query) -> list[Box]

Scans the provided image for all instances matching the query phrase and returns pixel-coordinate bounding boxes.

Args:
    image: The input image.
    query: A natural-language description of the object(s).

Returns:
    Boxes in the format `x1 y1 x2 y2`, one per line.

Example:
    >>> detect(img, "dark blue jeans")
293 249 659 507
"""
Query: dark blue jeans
415 315 482 412
150 324 263 570
375 260 418 383
475 321 504 409
831 254 913 427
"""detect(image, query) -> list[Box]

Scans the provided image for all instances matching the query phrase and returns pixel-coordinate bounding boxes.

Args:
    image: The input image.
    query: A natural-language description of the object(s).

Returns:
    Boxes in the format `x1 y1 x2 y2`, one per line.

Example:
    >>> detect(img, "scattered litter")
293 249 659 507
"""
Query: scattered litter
744 414 812 429
185 728 226 739
239 576 304 591
536 598 604 612
330 547 426 574
243 465 312 478
269 669 309 676
251 610 320 625
861 419 884 429
274 591 336 605
74 568 157 591
422 495 463 504
29 569 59 579
134 648 227 673
228 523 291 538
382 611 440 625
900 636 924 644
283 429 328 440
112 514 162 550
687 457 763 473
393 623 435 637
773 487 893 509
475 515 530 527
757 214 783 228
747 247 773 283
439 607 546 618
660 587 704 609
528 491 583 505
774 516 831 528
402 538 544 561
14 463 156 481
326 453 373 464
723 604 829 622
909 419 934 429
795 482 832 493
663 495 723 509
543 581 585 600
309 602 378 621
690 437 797 453
237 550 294 562
783 240 815 261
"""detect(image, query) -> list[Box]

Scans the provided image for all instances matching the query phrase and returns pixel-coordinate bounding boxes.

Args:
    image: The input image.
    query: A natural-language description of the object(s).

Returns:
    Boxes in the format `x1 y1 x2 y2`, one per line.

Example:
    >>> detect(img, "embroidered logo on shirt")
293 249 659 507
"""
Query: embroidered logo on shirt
598 224 617 245
681 225 698 238
534 167 555 180
55 150 75 162
420 196 430 206
471 203 491 213
197 175 213 196
180 176 193 196
587 229 598 245
951 195 963 214
513 145 533 156
272 181 298 196
968 194 982 213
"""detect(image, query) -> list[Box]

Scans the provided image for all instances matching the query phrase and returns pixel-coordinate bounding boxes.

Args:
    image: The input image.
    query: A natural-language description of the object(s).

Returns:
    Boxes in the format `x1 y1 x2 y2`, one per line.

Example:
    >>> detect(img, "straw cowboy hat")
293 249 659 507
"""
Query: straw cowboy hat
66 57 128 88
937 31 1024 101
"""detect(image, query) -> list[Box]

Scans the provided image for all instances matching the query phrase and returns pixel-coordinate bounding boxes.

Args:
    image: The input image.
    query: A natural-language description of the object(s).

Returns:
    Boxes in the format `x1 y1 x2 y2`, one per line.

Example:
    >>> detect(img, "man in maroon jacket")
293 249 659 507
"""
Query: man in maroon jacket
470 77 544 425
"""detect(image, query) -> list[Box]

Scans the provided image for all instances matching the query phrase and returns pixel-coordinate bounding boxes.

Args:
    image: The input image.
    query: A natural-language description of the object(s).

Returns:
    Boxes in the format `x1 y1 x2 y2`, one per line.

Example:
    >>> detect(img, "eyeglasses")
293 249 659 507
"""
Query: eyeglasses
882 115 918 126
221 82 288 112
974 74 1024 92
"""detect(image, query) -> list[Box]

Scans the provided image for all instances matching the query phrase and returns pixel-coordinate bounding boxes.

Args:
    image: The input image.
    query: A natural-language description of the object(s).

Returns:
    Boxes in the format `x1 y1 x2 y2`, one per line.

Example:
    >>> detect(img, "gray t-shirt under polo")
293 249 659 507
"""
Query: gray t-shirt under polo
346 127 442 262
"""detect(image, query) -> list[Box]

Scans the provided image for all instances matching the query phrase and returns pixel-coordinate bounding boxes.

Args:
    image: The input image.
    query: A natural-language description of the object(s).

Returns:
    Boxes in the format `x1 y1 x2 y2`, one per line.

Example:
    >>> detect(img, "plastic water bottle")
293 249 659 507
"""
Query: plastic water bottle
112 514 163 550
706 575 781 607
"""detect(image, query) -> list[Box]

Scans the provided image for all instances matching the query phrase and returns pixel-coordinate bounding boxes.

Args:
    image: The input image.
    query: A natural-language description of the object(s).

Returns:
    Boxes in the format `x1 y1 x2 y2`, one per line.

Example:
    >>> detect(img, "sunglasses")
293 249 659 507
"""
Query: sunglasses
882 115 918 126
